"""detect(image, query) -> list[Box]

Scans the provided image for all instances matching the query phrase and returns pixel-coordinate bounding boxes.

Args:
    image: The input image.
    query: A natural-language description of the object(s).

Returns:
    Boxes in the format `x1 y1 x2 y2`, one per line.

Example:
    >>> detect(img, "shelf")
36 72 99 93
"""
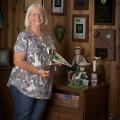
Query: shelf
45 84 108 120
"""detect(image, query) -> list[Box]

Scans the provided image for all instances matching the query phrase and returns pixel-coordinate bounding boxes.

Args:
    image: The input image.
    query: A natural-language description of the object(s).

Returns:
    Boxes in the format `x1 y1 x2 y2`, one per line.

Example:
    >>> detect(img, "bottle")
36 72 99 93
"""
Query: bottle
95 57 102 85
91 58 97 86
91 56 101 86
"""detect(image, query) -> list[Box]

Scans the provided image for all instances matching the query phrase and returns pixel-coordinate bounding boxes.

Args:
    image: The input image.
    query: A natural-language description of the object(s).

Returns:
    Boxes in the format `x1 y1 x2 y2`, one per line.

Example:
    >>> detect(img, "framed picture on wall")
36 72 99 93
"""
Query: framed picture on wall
24 0 44 12
72 15 89 42
73 0 89 10
51 0 66 15
94 0 116 25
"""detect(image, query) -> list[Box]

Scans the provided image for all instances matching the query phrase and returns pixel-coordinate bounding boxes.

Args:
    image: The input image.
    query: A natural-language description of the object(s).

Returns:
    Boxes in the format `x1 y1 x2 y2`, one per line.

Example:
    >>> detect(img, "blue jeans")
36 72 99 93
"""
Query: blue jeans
10 86 48 120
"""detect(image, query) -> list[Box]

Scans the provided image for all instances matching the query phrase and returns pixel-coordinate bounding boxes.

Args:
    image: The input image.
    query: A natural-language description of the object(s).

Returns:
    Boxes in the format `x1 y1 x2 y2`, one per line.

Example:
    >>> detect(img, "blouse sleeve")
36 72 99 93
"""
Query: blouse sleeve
14 32 28 52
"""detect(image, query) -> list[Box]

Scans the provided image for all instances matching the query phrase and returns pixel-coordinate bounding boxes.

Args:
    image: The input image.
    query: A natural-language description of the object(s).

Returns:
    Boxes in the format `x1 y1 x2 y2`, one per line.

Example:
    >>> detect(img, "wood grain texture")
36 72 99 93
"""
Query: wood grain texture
1 0 120 119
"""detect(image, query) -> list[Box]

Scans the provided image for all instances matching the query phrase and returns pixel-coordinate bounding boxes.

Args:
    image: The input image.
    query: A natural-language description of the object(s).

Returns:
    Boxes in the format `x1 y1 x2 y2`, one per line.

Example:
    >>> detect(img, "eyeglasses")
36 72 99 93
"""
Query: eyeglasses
30 13 44 17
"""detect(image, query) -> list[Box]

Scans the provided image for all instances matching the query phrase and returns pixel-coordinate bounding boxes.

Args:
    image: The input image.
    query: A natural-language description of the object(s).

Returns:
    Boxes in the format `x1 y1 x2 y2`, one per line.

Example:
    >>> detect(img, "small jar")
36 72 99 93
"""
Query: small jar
94 56 102 74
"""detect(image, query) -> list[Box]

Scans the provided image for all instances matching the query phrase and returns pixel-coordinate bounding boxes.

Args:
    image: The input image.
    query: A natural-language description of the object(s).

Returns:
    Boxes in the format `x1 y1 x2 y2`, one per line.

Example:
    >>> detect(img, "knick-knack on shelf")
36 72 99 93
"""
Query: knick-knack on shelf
54 24 65 42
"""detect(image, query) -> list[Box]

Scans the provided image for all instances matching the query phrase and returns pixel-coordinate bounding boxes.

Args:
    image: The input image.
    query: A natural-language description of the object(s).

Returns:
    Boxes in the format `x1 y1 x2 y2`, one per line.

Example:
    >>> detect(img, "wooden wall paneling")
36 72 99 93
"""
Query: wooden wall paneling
4 0 120 119
104 61 119 119
0 0 8 48
45 0 52 32
116 0 120 117
66 0 73 63
109 62 119 119
8 0 24 48
86 0 93 61
7 0 13 48
63 0 69 62
117 28 120 115
17 0 24 34
92 0 118 118
11 0 17 48
3 0 8 48
118 62 120 115
104 61 112 118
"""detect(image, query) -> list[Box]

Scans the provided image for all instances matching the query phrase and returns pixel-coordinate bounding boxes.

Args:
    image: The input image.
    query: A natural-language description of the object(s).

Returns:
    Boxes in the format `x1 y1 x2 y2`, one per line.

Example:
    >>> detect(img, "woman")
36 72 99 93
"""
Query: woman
7 3 56 120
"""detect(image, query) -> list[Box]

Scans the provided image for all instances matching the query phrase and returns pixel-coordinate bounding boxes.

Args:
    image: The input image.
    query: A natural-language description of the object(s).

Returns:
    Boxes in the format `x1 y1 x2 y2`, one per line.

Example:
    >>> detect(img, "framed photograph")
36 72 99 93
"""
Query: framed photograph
73 0 89 10
72 15 89 42
24 0 44 12
51 0 66 15
94 0 116 25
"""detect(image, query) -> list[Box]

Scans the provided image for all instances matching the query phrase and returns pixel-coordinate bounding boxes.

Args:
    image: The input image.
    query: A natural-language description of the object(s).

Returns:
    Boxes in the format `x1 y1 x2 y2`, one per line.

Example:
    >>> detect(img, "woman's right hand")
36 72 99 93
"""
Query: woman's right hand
38 69 50 77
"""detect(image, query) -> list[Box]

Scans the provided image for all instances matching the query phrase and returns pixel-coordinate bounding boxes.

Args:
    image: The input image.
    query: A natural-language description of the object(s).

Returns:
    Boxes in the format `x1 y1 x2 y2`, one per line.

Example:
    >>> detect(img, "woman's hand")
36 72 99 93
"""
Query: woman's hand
38 69 50 77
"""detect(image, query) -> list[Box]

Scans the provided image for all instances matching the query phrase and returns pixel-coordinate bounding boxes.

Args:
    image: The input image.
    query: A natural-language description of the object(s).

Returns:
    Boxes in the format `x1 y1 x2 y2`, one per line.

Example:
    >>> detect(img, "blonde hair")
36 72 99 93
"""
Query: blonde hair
24 3 48 29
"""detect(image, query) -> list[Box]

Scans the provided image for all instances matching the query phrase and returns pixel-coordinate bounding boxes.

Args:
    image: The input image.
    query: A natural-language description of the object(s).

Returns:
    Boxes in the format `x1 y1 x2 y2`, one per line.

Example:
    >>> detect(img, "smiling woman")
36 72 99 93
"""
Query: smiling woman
7 3 59 120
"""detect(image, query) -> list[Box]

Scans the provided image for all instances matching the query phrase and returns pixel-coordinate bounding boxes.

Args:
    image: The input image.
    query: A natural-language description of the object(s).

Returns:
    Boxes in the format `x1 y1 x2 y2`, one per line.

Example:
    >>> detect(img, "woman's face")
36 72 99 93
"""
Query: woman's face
29 7 44 27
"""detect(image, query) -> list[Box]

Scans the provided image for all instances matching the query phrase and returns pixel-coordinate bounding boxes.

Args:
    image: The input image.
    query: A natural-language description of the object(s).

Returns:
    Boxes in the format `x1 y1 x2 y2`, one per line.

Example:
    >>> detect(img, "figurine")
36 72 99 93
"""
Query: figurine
68 61 90 87
67 46 90 87
71 46 87 70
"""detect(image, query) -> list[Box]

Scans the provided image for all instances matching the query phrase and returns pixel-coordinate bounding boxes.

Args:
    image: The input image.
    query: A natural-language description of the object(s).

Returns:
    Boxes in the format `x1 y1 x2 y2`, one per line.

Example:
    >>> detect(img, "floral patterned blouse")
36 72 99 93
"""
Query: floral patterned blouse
7 30 56 99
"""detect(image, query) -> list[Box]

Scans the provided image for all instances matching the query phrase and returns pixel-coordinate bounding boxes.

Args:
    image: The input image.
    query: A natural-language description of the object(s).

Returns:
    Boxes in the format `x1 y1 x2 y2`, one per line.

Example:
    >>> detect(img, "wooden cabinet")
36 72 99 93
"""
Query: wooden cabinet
0 67 13 120
0 0 8 48
45 84 108 120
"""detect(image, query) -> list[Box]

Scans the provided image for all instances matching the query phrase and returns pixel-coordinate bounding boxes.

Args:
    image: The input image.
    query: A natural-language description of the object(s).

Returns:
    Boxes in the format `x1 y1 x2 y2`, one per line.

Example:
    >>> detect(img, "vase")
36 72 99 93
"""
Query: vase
54 24 65 42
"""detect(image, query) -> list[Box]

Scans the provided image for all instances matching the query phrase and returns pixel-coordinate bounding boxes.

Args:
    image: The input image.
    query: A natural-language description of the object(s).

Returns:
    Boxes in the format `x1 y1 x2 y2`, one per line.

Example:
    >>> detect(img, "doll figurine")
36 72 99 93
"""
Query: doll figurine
68 61 90 87
71 46 87 70
67 46 88 86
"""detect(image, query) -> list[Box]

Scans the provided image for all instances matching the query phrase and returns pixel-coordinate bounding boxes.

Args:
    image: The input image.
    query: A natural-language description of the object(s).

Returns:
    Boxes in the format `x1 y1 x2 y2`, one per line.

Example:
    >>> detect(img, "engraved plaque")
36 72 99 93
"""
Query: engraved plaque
94 29 116 60
94 0 115 25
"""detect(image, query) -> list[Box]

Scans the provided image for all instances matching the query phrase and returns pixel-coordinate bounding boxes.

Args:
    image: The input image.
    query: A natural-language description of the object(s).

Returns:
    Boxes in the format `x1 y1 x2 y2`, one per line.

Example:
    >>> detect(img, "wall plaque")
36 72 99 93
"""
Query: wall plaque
94 0 115 25
73 0 89 10
94 29 116 61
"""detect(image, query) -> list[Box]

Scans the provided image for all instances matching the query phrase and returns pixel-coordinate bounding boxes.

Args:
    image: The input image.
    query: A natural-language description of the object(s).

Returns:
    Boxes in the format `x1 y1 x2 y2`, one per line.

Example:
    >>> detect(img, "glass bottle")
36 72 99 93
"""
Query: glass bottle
91 56 102 86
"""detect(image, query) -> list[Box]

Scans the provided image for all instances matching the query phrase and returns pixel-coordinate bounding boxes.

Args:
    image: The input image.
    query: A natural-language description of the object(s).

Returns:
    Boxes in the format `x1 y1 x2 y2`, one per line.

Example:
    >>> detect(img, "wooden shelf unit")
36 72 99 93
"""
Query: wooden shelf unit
45 83 108 120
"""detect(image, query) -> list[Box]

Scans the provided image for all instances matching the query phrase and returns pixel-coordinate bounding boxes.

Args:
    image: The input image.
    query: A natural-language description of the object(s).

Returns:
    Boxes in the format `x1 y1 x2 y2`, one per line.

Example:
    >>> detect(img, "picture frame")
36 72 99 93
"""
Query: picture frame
24 0 44 12
72 15 89 42
51 0 66 15
94 0 116 25
73 0 89 10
